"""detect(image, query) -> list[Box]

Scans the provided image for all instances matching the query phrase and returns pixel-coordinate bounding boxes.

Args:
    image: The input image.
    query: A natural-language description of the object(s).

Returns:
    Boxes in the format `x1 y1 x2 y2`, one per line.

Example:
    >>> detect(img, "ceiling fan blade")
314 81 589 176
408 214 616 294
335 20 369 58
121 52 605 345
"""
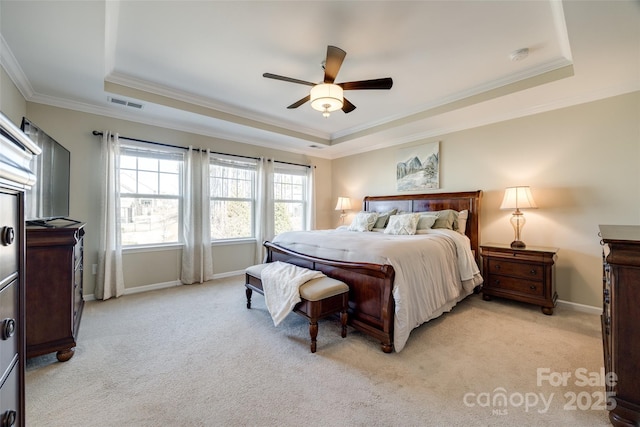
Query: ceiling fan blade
323 45 346 84
263 73 316 87
342 98 356 113
287 95 311 109
339 78 393 91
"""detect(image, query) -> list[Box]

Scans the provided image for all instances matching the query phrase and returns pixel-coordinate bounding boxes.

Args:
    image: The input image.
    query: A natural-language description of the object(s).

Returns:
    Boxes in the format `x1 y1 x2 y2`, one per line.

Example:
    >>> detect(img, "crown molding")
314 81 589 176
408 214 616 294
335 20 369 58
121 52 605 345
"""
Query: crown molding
0 34 34 100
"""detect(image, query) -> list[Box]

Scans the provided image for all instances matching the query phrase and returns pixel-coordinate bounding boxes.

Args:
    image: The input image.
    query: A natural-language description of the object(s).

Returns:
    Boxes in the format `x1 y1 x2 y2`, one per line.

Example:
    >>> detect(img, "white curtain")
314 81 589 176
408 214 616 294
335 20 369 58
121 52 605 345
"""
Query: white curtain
96 131 124 300
305 165 316 230
254 157 274 264
181 147 214 284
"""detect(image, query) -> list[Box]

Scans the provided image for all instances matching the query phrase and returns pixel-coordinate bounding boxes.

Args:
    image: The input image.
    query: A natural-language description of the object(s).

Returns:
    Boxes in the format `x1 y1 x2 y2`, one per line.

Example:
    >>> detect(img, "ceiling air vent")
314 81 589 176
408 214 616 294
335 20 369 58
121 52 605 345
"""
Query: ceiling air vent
108 97 144 109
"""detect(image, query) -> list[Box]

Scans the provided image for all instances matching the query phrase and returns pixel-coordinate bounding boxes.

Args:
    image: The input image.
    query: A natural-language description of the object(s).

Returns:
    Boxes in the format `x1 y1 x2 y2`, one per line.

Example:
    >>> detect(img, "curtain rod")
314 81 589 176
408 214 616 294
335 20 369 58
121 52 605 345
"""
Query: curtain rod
92 130 311 168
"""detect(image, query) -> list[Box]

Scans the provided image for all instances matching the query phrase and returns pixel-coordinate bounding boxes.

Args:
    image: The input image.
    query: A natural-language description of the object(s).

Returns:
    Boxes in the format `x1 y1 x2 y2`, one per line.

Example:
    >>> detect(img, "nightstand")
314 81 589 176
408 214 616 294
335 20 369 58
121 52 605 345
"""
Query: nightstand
480 243 558 315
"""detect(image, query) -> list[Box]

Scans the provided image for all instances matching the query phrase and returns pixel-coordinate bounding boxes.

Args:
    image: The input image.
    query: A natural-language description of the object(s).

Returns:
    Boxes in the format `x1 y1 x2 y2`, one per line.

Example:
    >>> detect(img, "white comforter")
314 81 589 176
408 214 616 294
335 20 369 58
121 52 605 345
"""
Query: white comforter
271 228 483 352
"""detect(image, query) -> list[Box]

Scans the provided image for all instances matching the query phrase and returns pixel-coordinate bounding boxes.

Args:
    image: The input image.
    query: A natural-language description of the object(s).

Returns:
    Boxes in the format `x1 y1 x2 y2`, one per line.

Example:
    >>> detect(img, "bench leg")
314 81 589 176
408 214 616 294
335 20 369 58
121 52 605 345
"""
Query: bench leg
309 320 318 353
245 287 252 309
340 309 347 338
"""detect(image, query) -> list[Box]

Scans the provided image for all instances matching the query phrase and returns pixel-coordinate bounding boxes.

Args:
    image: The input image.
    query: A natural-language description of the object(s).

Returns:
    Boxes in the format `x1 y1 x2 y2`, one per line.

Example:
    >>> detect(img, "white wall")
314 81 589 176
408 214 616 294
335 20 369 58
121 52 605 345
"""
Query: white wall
331 91 640 308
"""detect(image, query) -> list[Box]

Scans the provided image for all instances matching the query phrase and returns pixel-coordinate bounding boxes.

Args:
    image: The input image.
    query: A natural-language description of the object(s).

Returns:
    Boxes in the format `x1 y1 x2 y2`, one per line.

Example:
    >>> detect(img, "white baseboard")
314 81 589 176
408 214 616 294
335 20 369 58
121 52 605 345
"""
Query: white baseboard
84 270 245 301
557 299 601 315
211 269 245 279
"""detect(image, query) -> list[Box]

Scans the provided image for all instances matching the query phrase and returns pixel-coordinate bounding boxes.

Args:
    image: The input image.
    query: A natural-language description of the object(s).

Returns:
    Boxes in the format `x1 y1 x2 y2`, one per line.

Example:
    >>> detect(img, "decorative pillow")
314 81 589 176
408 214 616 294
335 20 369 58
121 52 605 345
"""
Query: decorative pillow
457 210 469 234
432 209 459 230
348 212 379 232
416 214 438 230
384 213 420 235
373 208 398 229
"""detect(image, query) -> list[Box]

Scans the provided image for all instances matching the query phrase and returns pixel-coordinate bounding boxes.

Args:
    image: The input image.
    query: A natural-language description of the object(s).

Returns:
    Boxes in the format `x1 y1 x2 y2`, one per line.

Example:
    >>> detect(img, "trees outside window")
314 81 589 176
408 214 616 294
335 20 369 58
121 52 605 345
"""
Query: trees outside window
119 144 183 246
209 156 256 240
117 147 310 248
274 165 308 235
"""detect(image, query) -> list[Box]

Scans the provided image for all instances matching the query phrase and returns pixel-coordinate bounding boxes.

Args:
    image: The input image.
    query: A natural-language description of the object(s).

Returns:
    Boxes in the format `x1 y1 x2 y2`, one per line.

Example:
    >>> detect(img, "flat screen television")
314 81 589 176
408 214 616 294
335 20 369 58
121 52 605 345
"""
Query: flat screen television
20 117 72 225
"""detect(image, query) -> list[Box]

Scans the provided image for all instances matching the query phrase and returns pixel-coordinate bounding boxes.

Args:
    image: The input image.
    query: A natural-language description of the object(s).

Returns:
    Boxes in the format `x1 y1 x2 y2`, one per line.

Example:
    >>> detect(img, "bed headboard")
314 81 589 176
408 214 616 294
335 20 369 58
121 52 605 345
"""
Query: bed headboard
363 190 483 261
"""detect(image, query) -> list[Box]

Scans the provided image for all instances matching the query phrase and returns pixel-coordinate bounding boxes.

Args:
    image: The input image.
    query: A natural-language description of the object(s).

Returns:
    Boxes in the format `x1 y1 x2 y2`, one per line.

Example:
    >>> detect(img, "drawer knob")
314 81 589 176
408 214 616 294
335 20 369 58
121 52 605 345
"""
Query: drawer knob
1 226 15 246
530 285 537 290
1 409 16 427
1 318 16 340
529 269 537 275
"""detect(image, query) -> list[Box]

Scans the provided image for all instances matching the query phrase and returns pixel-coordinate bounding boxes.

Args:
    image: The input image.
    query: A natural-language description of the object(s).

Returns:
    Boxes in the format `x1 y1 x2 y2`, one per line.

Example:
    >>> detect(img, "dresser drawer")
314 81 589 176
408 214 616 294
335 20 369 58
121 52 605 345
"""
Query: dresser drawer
0 193 18 284
485 274 544 297
0 280 18 383
487 259 543 281
0 360 20 427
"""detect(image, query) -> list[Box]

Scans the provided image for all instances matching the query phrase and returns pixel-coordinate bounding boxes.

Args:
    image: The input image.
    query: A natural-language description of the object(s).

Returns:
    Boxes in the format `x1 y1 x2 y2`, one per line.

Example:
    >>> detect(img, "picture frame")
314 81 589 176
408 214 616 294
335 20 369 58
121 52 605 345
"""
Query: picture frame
396 141 439 191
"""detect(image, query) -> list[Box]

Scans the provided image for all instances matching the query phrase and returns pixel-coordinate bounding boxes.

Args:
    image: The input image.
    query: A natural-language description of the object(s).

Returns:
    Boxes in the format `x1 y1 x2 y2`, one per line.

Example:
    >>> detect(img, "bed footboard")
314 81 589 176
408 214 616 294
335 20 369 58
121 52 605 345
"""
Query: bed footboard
264 241 396 353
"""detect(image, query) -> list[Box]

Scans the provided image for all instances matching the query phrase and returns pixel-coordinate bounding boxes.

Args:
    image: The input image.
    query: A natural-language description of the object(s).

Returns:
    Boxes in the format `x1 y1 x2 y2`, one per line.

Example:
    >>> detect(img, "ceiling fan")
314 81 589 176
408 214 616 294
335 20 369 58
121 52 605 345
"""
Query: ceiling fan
263 45 393 118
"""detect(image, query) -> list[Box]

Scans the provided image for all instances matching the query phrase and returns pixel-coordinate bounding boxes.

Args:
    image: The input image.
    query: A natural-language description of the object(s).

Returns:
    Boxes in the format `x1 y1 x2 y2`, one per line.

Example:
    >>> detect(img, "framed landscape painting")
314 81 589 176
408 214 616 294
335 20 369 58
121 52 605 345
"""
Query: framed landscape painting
396 141 439 191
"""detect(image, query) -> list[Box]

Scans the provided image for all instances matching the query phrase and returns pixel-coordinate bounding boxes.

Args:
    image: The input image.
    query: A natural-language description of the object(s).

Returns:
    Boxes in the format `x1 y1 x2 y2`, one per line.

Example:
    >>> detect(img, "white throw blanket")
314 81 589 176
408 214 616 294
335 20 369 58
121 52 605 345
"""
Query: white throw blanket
261 261 326 326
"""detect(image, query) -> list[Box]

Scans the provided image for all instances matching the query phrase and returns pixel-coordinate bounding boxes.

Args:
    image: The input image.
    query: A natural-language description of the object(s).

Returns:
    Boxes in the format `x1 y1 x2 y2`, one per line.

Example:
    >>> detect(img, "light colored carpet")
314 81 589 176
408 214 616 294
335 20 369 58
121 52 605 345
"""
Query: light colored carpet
26 275 610 426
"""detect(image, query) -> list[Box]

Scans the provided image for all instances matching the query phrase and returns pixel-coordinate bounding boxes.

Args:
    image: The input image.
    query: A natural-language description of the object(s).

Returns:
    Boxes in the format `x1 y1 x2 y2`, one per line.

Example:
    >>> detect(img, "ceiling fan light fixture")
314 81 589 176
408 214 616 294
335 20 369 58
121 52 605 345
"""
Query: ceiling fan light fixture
310 83 343 116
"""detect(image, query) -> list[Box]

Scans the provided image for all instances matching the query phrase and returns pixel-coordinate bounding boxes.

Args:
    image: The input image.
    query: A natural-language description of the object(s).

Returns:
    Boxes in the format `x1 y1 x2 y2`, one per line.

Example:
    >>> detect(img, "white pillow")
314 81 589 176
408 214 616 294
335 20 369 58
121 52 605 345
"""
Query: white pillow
348 212 379 232
384 213 420 235
457 210 469 234
416 214 438 230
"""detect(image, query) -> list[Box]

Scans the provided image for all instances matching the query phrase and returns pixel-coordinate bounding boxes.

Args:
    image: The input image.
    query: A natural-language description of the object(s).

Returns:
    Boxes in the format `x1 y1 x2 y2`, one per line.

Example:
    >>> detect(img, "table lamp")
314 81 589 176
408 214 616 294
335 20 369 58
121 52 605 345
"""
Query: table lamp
500 186 537 248
335 197 351 224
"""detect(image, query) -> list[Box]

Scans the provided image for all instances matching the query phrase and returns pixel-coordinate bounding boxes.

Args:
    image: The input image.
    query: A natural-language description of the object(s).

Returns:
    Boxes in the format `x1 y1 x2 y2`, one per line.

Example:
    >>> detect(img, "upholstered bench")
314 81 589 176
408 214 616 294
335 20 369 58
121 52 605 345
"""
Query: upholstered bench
245 263 349 353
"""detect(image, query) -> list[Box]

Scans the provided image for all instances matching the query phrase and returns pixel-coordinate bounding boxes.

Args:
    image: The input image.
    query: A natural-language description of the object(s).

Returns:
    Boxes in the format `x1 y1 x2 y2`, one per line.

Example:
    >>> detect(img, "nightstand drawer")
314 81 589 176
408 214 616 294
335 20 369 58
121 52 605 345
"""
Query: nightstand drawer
487 259 542 280
485 275 544 297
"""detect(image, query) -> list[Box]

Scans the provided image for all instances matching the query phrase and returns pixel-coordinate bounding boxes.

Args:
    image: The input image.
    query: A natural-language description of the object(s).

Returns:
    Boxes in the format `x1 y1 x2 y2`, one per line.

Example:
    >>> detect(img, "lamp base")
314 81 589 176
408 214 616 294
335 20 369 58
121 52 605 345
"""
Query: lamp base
510 240 526 249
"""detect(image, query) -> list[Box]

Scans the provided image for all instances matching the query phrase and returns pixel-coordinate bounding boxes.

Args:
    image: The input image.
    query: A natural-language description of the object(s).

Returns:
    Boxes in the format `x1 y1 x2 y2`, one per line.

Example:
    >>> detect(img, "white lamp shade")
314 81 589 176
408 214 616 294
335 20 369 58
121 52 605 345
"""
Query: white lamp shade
500 186 538 210
335 197 351 211
310 84 344 112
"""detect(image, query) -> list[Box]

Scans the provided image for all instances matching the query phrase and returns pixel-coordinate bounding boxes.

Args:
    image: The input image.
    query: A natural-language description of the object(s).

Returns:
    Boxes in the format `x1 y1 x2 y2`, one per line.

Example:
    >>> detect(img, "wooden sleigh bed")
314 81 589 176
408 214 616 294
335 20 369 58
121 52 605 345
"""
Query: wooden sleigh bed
264 190 483 353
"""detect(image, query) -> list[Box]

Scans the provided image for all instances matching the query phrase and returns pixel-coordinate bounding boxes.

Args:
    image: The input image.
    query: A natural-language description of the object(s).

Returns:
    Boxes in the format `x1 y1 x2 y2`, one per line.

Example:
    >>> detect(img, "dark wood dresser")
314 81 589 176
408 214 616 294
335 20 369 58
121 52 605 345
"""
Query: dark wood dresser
480 243 558 315
25 223 85 362
600 225 640 426
0 112 40 427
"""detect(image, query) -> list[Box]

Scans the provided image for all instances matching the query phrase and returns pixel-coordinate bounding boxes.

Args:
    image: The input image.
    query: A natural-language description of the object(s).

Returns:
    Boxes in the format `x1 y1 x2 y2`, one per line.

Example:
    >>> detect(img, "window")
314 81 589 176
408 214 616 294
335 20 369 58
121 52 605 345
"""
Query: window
273 164 309 235
209 155 256 240
119 143 184 246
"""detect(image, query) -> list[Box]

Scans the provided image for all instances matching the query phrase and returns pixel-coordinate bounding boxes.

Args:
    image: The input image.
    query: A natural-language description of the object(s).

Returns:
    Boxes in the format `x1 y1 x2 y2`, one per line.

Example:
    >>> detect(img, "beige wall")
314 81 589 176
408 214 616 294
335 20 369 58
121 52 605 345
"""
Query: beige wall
22 103 332 297
0 66 27 125
331 91 640 308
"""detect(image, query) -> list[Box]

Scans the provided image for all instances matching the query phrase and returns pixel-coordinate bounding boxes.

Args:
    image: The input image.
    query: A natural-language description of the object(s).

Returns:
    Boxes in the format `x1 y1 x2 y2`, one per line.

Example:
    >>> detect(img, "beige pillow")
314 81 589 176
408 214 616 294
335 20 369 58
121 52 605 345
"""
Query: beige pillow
384 213 420 235
432 209 459 230
374 208 398 229
417 214 438 230
348 212 379 232
457 210 469 234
